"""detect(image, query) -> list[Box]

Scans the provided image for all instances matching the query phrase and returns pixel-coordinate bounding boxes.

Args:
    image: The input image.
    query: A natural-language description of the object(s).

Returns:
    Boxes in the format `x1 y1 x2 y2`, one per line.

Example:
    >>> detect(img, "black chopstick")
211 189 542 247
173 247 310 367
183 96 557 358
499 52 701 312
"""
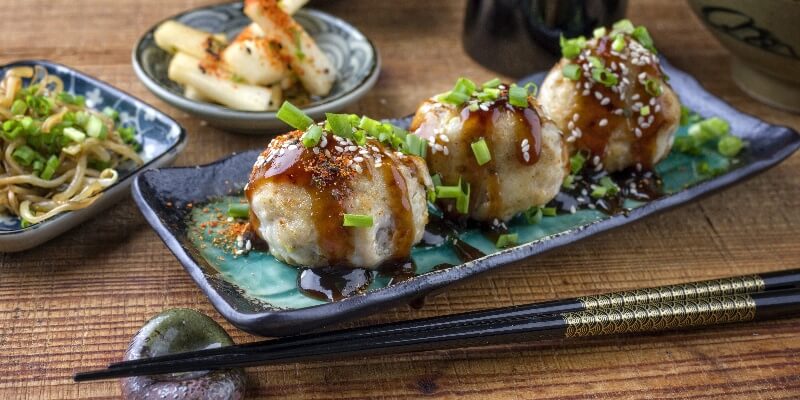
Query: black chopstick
102 268 800 370
74 271 800 382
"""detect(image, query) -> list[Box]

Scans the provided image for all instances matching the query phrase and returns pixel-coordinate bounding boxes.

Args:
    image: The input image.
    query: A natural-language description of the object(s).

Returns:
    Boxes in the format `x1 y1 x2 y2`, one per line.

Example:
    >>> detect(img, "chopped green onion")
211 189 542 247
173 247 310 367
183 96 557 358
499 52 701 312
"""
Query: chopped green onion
689 117 729 144
276 101 313 130
32 159 44 172
227 203 250 218
476 88 500 102
353 129 367 146
325 113 355 139
11 99 27 115
471 138 491 166
541 207 557 216
343 213 373 227
358 116 381 136
427 188 437 203
524 207 543 224
438 90 470 106
632 26 656 53
644 78 663 97
431 174 442 187
301 124 323 148
612 19 635 35
482 78 501 89
404 133 427 157
524 82 538 96
508 84 528 107
640 105 650 116
562 63 581 80
456 181 470 214
673 136 701 155
12 146 37 166
57 92 85 106
562 174 575 189
599 176 620 196
86 115 108 139
63 127 86 142
435 185 462 199
570 152 586 174
591 67 618 87
20 116 34 133
560 34 587 59
611 34 626 52
118 125 137 144
587 56 604 69
40 155 60 180
718 135 744 157
495 233 518 248
702 117 730 136
102 106 119 121
591 185 608 198
593 27 607 38
453 77 477 95
292 28 306 61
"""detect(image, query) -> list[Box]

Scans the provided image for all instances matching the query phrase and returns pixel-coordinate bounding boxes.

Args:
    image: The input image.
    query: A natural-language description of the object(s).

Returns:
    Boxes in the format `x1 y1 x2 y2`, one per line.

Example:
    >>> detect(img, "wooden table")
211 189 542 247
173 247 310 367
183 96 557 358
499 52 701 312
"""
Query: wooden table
2 1 799 398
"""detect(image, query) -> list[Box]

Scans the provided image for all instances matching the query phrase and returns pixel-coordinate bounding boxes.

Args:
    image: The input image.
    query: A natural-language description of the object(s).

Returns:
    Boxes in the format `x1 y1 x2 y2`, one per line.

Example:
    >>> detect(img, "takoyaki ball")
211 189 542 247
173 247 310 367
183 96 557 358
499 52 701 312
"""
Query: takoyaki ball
538 23 681 172
410 89 568 222
246 129 432 269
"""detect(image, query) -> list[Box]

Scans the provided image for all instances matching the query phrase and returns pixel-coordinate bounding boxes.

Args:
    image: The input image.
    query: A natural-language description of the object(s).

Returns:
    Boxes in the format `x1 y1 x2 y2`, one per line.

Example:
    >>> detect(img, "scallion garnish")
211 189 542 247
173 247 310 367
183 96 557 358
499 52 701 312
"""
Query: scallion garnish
562 174 575 189
524 207 543 224
40 155 60 180
439 90 470 106
611 34 626 52
343 213 373 227
11 99 27 115
591 67 618 87
495 233 518 248
86 115 108 139
12 145 37 166
431 174 442 187
301 124 323 148
471 138 491 166
590 185 608 198
404 133 427 158
612 19 635 35
718 135 744 157
640 105 650 116
482 78 501 89
508 84 528 107
560 35 587 59
632 26 656 53
63 127 86 143
227 203 250 219
456 181 470 214
435 185 462 199
569 152 586 174
542 207 557 216
325 113 355 139
276 101 313 131
476 88 500 102
593 27 607 39
562 63 581 80
644 78 663 97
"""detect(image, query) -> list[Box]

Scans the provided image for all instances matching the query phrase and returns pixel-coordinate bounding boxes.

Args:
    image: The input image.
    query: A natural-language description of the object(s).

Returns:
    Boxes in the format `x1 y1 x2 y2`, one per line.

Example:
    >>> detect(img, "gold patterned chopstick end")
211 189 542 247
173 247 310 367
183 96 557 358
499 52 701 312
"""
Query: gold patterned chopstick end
565 294 757 337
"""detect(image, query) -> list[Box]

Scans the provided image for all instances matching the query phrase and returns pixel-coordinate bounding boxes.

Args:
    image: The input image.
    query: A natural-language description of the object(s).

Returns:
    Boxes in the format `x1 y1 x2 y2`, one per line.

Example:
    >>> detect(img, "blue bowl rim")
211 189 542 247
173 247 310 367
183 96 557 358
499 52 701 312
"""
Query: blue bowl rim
0 59 187 236
131 2 381 119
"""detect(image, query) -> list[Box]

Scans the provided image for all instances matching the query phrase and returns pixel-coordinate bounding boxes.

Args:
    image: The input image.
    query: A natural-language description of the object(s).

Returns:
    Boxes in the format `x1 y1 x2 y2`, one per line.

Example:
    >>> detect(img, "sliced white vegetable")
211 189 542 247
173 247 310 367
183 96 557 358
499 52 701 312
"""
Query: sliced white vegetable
168 52 282 111
222 38 288 85
278 0 309 15
154 20 226 60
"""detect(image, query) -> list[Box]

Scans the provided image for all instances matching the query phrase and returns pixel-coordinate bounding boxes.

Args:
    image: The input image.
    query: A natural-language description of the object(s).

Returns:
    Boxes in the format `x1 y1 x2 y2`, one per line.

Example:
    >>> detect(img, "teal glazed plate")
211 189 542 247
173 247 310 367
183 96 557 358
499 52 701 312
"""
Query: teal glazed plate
132 62 800 337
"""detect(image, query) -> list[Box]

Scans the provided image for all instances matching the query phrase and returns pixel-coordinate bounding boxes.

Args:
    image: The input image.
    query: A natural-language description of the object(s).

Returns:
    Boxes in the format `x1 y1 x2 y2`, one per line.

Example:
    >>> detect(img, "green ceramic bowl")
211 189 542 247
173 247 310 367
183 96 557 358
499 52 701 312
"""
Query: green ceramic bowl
688 0 800 113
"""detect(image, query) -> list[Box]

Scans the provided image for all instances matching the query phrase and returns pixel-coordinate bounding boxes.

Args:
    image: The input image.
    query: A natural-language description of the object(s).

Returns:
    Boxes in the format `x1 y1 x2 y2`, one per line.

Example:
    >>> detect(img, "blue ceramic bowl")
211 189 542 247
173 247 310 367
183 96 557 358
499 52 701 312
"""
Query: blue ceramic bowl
0 60 187 252
132 62 799 337
133 2 380 134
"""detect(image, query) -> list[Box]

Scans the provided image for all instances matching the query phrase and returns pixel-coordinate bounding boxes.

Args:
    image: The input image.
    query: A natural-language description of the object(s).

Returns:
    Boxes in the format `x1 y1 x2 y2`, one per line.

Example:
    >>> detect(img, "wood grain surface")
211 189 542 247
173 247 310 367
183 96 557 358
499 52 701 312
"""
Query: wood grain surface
2 1 800 399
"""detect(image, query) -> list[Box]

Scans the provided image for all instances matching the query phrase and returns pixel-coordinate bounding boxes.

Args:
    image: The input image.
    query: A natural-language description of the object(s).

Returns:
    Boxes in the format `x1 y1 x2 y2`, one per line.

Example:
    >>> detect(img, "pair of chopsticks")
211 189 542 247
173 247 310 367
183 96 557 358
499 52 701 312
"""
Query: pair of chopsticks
74 268 800 382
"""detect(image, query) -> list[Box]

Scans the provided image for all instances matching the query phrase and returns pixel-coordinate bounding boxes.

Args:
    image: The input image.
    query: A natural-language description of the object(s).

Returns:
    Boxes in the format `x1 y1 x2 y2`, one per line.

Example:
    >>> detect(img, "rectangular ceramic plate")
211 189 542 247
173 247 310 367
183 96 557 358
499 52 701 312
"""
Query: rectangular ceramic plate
133 62 800 336
0 60 186 252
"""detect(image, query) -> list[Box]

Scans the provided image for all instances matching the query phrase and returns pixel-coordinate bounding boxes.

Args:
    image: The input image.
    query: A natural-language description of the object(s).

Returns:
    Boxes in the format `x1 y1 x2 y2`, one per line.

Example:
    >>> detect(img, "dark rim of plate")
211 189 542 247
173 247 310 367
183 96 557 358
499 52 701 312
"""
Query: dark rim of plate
0 59 187 236
132 2 380 116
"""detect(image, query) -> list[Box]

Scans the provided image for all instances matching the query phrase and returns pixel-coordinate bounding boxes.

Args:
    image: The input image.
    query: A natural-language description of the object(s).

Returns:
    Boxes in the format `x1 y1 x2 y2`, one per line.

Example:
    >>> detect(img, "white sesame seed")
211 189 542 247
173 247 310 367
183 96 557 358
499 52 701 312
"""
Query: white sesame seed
567 135 577 143
594 163 603 172
599 118 608 127
631 94 640 101
655 105 661 113
279 148 285 155
523 151 530 162
479 104 489 111
649 97 656 106
635 128 643 138
354 156 364 163
288 144 298 151
359 149 369 155
592 155 600 164
434 144 444 152
312 147 320 154
594 91 603 100
570 205 577 214
442 146 449 155
568 121 575 130
600 97 611 106
636 163 643 171
334 146 344 153
522 138 529 146
573 113 580 122
588 203 596 209
581 188 588 196
582 90 590 96
347 146 357 152
613 108 624 115
245 240 252 251
353 164 362 173
371 146 380 152
439 134 449 143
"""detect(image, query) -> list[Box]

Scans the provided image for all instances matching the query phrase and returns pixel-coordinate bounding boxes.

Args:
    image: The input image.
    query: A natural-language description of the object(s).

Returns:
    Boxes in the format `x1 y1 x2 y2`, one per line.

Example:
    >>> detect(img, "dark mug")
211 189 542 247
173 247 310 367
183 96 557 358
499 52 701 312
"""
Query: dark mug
463 0 628 77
